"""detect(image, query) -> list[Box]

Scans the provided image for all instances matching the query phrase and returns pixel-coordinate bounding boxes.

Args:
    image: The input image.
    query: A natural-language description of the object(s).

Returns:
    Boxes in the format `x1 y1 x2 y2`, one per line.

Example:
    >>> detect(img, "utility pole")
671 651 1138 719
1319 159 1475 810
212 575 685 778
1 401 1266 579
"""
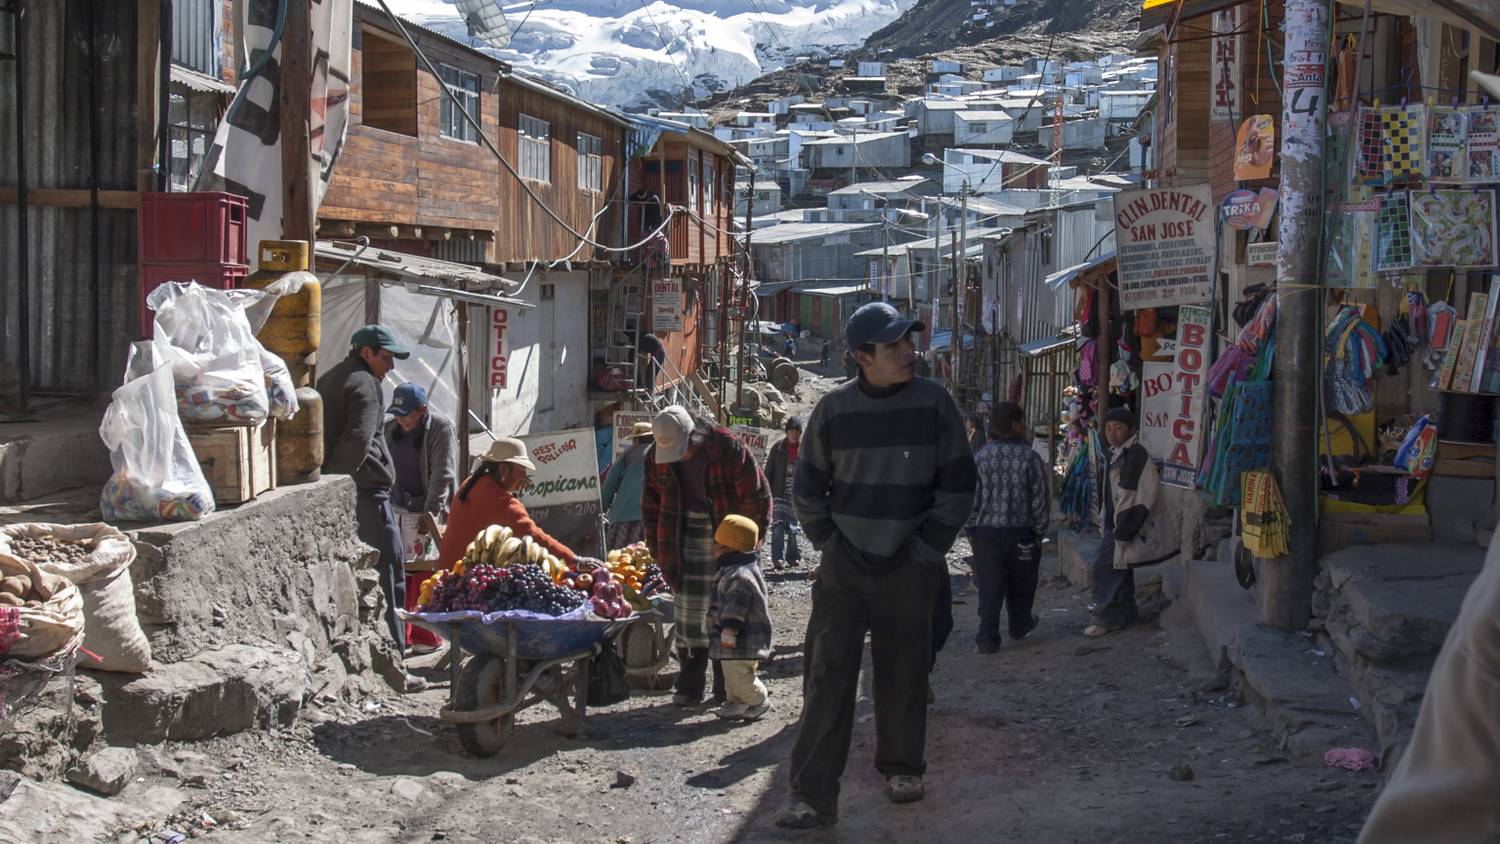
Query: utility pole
1265 0 1328 629
881 217 891 303
955 186 968 389
735 178 754 412
279 0 315 242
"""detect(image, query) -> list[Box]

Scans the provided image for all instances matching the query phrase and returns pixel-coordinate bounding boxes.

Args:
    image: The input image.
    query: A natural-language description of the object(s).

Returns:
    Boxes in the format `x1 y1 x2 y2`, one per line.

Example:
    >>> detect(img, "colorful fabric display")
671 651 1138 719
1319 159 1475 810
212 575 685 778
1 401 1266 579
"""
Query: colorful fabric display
1324 306 1387 415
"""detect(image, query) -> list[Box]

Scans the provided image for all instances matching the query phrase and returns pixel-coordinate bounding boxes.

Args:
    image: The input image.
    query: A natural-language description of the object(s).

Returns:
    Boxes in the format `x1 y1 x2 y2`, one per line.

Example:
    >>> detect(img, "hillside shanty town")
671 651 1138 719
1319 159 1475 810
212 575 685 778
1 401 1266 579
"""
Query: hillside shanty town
1 0 1499 840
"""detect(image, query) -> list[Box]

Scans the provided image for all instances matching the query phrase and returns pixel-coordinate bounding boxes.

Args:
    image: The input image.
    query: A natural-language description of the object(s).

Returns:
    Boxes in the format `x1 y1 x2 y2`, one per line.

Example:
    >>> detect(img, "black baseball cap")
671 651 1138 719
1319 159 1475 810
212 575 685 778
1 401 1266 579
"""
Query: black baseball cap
845 302 925 349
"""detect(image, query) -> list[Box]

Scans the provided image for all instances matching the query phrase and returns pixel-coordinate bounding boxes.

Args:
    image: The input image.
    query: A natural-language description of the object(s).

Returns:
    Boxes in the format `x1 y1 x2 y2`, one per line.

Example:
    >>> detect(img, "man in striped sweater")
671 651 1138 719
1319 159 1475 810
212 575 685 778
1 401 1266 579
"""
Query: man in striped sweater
778 302 978 828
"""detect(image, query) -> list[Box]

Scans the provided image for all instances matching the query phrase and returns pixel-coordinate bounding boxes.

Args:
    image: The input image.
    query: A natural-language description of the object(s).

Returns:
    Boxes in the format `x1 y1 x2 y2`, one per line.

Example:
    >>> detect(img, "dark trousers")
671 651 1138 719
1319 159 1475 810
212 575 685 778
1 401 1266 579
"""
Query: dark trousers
772 516 801 564
789 544 939 818
931 566 953 669
356 491 406 651
1090 527 1137 628
674 647 726 702
969 527 1041 646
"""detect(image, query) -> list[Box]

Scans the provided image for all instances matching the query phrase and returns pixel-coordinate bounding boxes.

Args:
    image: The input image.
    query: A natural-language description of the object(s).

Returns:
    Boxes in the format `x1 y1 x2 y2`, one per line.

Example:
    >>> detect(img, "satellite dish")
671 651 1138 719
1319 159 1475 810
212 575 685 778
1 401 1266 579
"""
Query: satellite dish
453 0 513 49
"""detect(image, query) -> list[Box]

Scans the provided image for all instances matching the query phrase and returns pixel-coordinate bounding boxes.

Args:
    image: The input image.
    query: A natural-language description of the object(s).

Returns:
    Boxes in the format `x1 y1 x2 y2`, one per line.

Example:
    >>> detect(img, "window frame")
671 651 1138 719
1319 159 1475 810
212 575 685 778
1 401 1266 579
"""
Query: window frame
518 113 552 183
438 63 481 144
167 82 220 192
576 131 603 193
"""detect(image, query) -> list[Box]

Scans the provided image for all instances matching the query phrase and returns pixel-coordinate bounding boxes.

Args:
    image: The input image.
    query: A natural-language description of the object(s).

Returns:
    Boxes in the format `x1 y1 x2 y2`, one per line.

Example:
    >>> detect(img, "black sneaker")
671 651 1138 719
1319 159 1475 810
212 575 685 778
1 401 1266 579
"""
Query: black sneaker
975 640 1000 654
1012 615 1041 641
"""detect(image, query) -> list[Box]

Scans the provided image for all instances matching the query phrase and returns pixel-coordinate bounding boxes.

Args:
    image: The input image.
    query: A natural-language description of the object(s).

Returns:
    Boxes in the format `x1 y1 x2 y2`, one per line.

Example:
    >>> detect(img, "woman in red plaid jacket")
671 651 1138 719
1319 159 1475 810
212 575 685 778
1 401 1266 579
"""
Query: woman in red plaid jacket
642 406 772 706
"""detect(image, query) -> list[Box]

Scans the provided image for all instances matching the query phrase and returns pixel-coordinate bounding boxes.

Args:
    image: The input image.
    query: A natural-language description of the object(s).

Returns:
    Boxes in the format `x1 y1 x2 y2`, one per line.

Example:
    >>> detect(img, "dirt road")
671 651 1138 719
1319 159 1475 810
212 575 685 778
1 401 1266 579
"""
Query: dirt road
116 369 1381 843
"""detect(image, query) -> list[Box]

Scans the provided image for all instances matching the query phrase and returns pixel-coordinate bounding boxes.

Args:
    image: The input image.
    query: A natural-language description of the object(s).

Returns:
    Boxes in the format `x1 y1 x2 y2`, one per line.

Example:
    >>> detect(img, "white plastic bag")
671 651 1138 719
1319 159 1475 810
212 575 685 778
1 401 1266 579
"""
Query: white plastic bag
147 282 270 423
99 343 216 522
0 523 152 673
260 348 299 421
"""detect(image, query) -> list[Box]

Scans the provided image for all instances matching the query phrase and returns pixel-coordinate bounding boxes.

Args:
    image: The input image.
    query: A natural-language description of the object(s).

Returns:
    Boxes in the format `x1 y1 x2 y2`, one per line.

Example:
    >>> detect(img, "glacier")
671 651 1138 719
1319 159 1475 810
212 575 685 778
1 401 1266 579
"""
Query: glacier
382 0 916 108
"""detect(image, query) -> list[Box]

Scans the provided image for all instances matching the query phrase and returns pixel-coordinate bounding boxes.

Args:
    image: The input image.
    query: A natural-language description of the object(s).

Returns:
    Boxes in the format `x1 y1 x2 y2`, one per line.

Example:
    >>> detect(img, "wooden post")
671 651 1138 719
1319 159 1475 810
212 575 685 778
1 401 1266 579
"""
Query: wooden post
457 303 471 472
135 0 161 193
279 0 315 241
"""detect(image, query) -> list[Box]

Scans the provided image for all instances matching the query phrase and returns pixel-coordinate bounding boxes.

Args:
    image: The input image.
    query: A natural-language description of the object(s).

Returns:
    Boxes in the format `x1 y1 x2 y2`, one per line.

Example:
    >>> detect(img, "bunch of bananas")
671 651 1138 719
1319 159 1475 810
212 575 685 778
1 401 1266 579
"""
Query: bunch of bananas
459 525 569 582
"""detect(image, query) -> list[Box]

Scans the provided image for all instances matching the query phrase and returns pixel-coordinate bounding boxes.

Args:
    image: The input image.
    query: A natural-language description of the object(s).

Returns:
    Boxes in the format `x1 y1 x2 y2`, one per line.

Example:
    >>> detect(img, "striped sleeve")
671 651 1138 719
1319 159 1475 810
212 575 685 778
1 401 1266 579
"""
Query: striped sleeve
792 396 836 549
911 390 979 561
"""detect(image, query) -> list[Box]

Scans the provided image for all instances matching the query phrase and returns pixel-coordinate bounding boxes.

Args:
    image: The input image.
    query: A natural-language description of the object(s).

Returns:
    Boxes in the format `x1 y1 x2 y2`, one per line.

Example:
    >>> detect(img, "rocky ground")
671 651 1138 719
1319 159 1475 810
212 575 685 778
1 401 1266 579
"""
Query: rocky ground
5 365 1382 843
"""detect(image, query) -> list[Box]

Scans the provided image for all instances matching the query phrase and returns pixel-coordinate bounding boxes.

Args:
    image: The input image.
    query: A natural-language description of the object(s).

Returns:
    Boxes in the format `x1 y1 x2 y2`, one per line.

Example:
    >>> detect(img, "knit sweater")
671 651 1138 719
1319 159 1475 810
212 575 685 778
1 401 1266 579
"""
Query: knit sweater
794 375 978 570
709 550 773 660
969 437 1051 537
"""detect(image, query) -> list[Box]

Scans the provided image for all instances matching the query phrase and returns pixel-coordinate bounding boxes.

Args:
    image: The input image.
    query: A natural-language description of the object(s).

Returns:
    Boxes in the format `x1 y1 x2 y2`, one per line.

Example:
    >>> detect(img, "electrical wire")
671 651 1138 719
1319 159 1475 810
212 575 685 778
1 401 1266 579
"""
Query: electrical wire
635 0 698 98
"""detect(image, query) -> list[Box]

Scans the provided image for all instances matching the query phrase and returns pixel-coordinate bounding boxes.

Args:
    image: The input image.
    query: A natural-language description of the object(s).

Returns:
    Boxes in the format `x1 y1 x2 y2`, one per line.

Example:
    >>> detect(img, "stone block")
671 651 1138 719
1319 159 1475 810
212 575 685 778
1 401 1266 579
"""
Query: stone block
0 410 111 504
1182 558 1258 670
0 675 103 780
128 476 371 664
1229 624 1373 763
99 644 307 744
1322 543 1482 662
1058 529 1097 587
65 746 139 796
0 777 184 842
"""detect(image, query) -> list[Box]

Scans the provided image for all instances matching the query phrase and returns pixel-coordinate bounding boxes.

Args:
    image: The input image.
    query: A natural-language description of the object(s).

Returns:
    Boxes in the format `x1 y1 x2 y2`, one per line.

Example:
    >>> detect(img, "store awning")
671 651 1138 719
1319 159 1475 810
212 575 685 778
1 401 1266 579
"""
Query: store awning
752 280 798 297
1020 326 1081 357
171 63 237 95
795 283 872 297
314 240 531 308
1045 252 1117 291
929 330 976 351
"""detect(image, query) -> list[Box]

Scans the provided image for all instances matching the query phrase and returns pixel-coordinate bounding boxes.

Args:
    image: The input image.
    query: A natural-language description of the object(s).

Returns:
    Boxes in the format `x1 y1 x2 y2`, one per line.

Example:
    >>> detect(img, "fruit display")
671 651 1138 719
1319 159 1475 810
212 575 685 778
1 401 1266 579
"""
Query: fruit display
603 543 670 597
457 525 569 583
558 565 632 619
418 563 584 616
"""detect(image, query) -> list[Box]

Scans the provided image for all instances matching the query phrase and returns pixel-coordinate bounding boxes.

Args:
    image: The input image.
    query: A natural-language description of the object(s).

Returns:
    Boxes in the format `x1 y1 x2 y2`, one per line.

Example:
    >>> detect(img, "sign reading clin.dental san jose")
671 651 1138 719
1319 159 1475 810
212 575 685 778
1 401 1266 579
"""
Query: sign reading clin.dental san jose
1113 185 1216 310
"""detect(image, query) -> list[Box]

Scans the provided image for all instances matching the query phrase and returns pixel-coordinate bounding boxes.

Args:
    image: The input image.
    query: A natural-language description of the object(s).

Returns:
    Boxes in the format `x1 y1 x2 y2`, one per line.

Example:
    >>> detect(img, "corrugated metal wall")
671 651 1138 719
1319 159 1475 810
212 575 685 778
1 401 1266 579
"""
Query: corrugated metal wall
172 0 221 77
0 1 139 394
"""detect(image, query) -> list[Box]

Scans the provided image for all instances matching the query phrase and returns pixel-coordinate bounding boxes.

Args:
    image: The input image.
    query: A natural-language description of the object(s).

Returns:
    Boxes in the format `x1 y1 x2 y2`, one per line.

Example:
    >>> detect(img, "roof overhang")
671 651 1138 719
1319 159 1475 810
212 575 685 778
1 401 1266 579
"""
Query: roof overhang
315 240 531 308
171 64 236 95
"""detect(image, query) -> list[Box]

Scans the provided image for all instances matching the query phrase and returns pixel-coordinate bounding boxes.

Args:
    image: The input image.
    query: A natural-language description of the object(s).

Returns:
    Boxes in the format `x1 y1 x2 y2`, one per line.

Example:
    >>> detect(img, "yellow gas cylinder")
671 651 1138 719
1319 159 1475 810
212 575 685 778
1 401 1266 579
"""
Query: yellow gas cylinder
277 386 324 485
245 240 321 384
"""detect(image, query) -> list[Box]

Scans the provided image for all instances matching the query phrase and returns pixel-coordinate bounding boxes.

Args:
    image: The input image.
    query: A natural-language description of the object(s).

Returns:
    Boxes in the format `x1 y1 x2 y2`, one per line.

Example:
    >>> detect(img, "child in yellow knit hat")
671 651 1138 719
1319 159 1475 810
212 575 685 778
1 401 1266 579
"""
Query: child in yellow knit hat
710 514 773 721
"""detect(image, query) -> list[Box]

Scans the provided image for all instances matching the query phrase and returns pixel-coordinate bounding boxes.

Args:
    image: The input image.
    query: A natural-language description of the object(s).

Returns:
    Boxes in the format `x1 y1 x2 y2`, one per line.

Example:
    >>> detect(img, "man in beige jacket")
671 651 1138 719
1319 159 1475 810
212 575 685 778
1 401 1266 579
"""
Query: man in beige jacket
1357 537 1500 843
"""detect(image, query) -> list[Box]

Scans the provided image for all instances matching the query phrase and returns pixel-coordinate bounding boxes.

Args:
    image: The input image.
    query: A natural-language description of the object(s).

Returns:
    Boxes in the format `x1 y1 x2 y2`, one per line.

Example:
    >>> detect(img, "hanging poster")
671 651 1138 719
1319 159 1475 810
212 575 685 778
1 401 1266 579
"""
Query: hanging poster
1113 185 1215 310
1355 107 1386 183
1409 190 1498 269
612 411 654 459
730 425 774 465
1426 106 1467 181
1138 361 1176 461
1210 8 1242 123
1161 305 1210 488
515 428 603 557
1221 188 1278 231
1382 104 1425 182
1373 191 1414 273
1466 107 1500 181
651 278 684 332
1327 194 1378 287
1234 115 1276 180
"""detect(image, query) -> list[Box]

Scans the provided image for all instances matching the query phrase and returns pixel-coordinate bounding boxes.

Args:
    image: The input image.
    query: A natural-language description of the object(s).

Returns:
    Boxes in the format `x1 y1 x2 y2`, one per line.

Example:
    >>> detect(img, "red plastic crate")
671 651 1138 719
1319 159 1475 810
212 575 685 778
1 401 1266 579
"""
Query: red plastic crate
139 262 249 338
139 192 249 266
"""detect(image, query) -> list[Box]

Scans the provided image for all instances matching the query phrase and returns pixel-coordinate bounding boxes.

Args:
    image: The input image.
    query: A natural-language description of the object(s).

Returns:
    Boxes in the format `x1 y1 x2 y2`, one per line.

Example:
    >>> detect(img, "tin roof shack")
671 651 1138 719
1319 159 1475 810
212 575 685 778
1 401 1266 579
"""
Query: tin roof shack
735 181 783 218
799 132 911 179
826 178 936 211
750 222 881 284
939 149 1051 194
1040 116 1107 150
954 111 1017 146
320 3 627 264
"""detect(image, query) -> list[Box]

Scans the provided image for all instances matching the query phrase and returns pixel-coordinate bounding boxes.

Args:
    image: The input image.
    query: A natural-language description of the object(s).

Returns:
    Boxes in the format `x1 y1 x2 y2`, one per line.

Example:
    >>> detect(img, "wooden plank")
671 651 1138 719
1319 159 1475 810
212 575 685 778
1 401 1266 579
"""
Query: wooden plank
0 188 140 209
281 0 316 241
136 0 161 193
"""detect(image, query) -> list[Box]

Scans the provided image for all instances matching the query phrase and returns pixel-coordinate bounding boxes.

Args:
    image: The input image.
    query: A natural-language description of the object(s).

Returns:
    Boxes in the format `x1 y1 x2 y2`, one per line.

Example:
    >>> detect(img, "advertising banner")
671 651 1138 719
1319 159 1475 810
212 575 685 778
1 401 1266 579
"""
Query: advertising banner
515 428 603 556
1139 361 1176 462
1113 185 1216 309
1161 306 1211 488
612 411 654 459
652 278 683 332
731 425 774 465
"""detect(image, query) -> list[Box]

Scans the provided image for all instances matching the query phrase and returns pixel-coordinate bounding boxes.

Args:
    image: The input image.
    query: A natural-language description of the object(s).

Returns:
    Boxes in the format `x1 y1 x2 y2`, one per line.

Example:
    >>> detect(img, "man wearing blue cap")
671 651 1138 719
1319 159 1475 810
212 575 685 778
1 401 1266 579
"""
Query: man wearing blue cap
779 301 977 827
318 324 411 652
384 382 457 654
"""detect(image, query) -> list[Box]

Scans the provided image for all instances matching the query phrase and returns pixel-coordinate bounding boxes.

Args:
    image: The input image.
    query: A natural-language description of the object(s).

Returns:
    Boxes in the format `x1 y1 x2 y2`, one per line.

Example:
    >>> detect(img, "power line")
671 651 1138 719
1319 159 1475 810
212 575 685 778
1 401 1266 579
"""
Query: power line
635 0 697 100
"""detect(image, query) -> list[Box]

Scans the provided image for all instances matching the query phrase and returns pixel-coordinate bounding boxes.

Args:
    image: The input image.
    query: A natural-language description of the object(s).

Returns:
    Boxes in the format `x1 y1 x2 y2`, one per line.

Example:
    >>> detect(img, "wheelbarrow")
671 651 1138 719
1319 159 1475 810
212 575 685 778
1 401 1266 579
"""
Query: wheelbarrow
400 609 633 757
619 594 676 690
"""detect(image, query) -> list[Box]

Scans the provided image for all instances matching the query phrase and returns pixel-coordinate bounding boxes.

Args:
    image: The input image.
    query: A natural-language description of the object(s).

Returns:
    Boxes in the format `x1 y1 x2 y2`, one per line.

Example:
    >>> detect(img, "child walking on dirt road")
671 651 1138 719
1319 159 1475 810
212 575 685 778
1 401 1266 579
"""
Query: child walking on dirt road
708 514 773 722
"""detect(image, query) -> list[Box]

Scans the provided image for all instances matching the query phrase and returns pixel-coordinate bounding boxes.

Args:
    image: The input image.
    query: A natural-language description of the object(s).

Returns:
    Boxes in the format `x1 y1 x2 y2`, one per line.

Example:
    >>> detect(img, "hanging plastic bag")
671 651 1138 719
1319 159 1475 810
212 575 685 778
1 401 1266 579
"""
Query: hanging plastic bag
260 348 299 421
147 282 270 423
1393 415 1438 480
99 343 216 522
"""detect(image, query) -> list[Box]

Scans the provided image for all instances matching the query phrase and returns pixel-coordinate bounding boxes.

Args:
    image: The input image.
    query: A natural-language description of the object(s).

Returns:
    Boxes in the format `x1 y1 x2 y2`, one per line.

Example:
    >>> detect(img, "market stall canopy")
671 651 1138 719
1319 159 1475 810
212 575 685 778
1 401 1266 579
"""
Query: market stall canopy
1046 252 1117 291
1020 325 1082 357
314 240 529 308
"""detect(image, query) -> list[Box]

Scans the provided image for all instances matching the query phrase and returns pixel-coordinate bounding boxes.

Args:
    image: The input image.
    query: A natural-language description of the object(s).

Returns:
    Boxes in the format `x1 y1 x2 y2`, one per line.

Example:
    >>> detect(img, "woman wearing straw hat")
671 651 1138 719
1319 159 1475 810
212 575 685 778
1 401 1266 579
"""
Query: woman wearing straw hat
436 437 577 570
601 422 654 548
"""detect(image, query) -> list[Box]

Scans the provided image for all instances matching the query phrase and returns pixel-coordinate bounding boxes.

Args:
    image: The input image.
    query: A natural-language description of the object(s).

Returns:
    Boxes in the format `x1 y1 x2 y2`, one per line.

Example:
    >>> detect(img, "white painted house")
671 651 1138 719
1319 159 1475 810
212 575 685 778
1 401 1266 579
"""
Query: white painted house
954 110 1016 145
983 65 1024 83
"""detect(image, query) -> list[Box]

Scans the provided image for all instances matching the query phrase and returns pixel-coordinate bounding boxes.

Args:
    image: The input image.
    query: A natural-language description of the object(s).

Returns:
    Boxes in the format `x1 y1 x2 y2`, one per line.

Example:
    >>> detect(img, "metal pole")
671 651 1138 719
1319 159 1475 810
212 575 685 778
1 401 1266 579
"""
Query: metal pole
13 0 29 412
88 0 102 389
956 186 968 389
457 302 471 472
881 219 890 303
157 0 170 192
1264 0 1328 629
736 176 752 411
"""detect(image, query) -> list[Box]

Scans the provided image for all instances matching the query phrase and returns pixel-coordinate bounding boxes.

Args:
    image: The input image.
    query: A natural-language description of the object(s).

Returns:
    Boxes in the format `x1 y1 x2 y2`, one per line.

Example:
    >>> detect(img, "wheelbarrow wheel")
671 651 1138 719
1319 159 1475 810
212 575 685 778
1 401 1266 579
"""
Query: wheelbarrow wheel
454 655 515 757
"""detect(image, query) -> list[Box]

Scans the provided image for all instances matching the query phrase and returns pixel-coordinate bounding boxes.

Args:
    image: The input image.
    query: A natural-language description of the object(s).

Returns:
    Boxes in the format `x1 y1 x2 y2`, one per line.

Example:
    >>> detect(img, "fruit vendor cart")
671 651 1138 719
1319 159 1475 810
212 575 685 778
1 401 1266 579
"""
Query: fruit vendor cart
400 609 632 757
619 595 675 689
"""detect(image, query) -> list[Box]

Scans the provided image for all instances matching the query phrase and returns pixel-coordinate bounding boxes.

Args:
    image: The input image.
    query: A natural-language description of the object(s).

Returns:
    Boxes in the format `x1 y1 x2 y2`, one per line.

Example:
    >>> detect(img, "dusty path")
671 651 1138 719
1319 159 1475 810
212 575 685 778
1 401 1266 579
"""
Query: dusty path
115 366 1381 842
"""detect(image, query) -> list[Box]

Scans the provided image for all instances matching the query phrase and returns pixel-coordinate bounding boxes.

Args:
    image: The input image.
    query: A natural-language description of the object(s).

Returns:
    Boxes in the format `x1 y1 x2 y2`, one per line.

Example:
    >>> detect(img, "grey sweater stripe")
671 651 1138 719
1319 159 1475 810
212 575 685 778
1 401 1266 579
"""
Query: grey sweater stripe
794 376 977 566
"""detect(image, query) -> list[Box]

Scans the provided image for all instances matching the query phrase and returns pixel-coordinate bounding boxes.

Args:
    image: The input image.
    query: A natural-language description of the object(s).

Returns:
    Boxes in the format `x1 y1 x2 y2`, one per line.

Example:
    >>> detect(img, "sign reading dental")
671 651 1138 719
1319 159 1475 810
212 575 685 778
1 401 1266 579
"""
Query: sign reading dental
516 428 603 556
652 278 683 332
1161 305 1211 488
1113 185 1216 310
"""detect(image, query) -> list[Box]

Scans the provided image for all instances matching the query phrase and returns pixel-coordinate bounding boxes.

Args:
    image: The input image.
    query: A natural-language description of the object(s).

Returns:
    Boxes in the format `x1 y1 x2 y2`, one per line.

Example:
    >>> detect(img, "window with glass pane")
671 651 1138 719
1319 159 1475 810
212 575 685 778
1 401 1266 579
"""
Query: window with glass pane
576 132 603 192
438 64 480 142
168 82 219 192
519 114 551 182
704 160 717 217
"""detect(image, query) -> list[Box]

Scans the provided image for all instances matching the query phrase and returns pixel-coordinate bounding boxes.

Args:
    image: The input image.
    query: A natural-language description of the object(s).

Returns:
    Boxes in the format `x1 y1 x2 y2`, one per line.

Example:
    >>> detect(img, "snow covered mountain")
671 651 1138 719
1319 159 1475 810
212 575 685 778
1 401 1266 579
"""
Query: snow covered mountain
383 0 916 109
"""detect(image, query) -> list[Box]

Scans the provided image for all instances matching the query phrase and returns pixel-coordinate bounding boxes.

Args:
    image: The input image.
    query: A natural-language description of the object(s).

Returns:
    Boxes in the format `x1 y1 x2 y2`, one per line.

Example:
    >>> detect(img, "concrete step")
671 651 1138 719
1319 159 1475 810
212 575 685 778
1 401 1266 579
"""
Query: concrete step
1323 542 1483 663
1056 528 1163 594
1181 558 1259 671
1228 624 1375 764
0 407 110 504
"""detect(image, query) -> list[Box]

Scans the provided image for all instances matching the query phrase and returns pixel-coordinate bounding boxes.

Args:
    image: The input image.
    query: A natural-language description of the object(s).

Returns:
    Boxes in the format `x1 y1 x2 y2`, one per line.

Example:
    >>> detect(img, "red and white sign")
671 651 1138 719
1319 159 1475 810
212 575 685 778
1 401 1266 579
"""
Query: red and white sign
731 425 773 465
1113 185 1216 310
1161 305 1210 488
1139 361 1176 461
489 308 510 389
651 278 683 332
1221 188 1278 231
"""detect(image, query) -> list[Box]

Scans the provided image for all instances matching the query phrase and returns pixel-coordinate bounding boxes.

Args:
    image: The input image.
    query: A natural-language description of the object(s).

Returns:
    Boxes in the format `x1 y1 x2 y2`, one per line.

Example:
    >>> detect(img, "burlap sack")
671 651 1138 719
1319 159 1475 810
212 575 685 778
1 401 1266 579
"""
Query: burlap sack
0 523 150 672
0 553 84 659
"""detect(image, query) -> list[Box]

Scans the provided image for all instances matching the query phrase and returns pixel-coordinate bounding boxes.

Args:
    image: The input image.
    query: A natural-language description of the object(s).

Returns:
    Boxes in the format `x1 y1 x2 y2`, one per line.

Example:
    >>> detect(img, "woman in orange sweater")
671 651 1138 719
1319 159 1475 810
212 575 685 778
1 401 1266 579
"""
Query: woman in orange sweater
436 437 577 569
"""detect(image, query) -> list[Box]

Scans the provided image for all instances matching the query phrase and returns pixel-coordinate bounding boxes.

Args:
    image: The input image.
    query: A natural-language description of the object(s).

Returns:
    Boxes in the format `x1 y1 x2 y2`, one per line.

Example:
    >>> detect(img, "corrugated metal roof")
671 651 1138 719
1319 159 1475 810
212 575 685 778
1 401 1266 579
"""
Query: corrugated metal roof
856 227 1008 256
795 283 872 297
315 240 520 293
954 148 1052 166
171 63 236 94
750 222 879 244
801 131 907 146
829 178 930 195
1045 252 1117 290
955 111 1014 121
